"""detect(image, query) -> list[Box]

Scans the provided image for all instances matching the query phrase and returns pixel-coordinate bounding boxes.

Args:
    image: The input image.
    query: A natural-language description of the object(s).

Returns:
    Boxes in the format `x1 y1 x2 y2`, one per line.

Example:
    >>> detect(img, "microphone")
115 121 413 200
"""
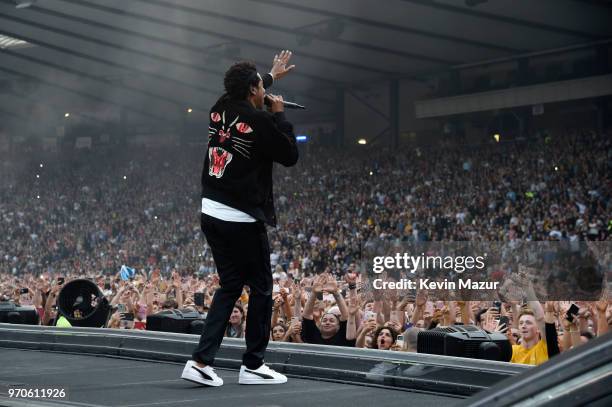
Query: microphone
264 95 306 110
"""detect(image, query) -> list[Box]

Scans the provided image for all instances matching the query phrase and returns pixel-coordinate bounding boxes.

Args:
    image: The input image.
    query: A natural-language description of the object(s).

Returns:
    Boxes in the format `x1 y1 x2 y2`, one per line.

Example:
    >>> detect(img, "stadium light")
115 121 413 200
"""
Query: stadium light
493 134 500 142
358 138 367 145
187 108 193 113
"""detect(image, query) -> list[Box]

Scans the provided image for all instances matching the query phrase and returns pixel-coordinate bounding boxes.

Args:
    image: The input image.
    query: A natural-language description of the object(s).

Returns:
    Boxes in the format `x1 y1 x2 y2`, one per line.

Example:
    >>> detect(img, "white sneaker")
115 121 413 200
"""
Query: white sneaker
181 360 223 387
238 364 287 385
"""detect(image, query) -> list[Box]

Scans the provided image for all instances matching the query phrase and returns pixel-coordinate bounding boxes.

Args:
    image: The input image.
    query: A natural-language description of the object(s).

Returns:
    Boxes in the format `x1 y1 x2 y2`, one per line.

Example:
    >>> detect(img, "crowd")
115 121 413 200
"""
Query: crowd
1 127 611 366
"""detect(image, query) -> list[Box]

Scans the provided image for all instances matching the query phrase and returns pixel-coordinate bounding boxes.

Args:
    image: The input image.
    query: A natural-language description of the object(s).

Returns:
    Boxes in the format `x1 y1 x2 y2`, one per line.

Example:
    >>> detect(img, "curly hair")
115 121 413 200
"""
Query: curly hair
372 326 398 349
223 61 260 100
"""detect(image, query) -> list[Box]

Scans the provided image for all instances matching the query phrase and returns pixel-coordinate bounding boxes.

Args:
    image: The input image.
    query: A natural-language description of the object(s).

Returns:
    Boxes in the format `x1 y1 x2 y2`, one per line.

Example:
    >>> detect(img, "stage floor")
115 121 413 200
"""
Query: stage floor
0 348 461 407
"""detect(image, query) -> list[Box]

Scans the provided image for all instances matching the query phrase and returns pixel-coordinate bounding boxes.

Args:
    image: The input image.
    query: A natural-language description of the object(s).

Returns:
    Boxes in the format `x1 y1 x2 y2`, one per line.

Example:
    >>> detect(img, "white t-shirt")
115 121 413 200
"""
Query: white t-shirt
201 198 256 222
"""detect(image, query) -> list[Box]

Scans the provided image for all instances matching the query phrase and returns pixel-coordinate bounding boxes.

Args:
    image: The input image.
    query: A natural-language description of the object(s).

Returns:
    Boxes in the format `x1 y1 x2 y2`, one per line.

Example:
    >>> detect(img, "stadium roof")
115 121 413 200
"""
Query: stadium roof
0 0 611 127
0 32 33 49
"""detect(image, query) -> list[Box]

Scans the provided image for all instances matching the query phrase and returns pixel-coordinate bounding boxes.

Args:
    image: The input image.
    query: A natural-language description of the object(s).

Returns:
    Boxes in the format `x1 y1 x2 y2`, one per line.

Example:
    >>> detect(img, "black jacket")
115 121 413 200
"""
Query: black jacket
201 87 298 226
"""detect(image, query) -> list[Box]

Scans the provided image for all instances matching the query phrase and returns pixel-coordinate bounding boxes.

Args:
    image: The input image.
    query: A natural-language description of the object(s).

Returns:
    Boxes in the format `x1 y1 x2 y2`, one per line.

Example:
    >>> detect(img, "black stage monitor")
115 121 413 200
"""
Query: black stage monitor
0 301 39 325
417 325 512 362
147 309 204 335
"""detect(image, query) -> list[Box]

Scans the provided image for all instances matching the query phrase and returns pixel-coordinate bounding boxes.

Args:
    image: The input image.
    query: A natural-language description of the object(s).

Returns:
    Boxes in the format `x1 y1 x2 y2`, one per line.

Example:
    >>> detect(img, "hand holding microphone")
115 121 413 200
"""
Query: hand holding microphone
265 94 285 113
265 94 306 111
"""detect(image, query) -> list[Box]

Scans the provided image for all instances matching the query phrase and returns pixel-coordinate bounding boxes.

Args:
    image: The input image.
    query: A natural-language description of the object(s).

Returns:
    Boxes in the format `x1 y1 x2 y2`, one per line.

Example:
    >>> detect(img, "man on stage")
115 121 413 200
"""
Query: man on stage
181 51 298 386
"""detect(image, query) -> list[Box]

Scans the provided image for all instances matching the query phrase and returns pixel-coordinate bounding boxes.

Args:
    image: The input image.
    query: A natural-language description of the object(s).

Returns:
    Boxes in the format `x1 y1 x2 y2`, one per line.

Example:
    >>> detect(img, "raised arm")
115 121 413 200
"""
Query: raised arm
559 303 573 351
330 289 349 322
145 284 155 317
280 287 293 320
33 283 43 309
284 318 303 343
268 50 295 82
42 284 60 326
271 295 283 327
396 295 411 327
524 280 546 344
595 297 609 336
110 284 126 307
302 275 324 320
172 273 183 309
373 291 386 326
292 282 302 320
510 302 521 330
356 319 377 348
346 292 360 341
569 317 581 349
411 290 427 325
457 301 472 325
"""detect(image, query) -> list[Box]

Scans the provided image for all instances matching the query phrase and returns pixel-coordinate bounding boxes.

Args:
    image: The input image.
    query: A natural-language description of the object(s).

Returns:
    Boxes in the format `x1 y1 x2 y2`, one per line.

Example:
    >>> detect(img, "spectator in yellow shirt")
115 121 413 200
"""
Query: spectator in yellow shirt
511 309 548 365
510 278 548 366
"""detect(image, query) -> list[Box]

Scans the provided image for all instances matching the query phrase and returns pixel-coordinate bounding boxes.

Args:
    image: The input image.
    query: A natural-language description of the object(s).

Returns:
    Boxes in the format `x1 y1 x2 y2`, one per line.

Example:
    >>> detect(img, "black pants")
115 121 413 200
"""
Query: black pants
192 213 272 369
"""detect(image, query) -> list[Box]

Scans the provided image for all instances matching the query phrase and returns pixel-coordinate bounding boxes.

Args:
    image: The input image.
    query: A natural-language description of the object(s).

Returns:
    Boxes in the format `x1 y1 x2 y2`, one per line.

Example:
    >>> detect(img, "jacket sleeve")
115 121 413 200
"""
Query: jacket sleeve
258 111 299 167
262 73 274 90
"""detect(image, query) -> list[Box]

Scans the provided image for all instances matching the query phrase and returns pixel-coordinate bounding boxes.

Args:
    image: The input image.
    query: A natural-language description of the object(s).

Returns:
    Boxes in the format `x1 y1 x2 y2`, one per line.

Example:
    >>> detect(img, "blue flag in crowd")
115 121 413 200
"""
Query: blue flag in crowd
120 265 136 281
